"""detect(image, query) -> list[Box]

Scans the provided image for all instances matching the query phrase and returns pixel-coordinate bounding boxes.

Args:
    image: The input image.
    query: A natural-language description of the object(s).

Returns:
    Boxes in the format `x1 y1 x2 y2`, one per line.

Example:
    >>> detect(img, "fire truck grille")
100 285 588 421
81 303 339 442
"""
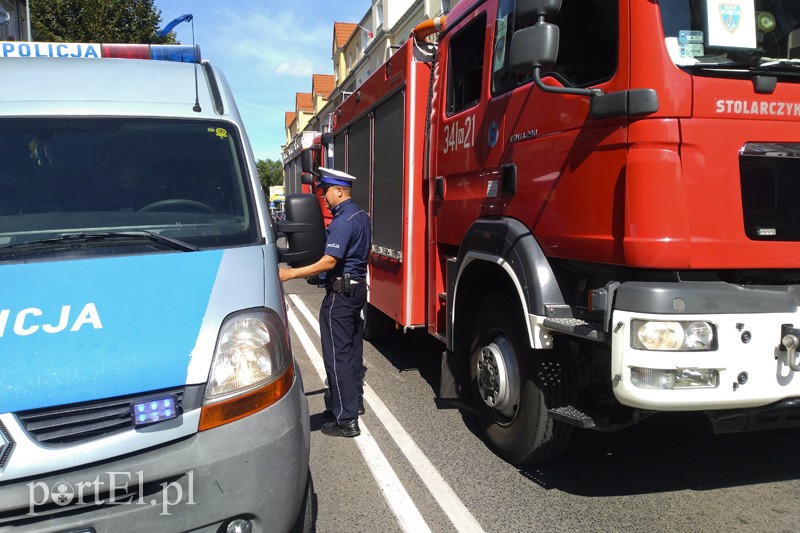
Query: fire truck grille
740 143 800 242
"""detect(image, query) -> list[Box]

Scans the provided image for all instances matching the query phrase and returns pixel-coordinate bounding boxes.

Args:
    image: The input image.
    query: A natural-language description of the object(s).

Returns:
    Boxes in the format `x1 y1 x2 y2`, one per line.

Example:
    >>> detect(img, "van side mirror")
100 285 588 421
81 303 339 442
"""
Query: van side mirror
277 193 325 267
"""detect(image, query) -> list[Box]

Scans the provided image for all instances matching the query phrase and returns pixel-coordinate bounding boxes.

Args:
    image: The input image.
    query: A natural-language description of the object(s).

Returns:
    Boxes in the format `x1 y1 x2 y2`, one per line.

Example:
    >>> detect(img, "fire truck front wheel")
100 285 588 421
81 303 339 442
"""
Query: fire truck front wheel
469 292 573 465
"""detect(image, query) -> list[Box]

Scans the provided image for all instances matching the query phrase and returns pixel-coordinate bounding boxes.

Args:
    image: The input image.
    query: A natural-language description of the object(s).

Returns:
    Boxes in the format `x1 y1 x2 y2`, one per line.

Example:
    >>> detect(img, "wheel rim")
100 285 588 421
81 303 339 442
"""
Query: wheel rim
476 334 522 422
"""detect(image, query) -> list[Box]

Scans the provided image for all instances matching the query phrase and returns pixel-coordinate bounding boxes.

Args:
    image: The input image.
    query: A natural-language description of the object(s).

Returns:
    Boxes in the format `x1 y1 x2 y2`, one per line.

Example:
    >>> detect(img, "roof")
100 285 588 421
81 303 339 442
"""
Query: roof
334 22 358 49
312 74 335 98
285 111 296 128
295 92 313 113
0 57 236 120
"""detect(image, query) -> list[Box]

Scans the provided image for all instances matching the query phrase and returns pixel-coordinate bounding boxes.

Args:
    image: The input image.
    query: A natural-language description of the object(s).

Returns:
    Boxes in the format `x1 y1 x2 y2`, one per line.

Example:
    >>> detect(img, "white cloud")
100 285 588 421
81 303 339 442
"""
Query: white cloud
274 60 315 77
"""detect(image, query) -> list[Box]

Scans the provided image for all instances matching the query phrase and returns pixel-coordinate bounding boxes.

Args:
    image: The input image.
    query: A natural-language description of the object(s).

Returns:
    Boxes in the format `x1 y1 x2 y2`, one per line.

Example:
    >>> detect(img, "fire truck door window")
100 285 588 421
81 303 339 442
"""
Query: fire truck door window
492 0 520 95
446 13 487 116
491 0 618 95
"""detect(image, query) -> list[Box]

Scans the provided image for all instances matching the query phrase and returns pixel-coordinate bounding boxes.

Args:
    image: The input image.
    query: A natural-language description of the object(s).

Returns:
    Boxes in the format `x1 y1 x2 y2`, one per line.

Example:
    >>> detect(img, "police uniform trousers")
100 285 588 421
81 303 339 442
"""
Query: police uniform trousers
319 282 367 423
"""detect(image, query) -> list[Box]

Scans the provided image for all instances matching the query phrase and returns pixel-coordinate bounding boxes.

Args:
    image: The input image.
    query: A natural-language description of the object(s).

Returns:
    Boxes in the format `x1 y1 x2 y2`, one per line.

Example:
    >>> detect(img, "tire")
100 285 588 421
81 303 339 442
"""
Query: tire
469 292 573 465
361 303 395 342
290 470 314 533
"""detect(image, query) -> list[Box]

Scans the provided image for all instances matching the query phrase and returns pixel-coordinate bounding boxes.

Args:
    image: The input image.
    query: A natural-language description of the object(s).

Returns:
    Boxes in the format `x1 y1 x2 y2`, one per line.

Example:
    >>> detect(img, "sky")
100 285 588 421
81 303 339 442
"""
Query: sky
156 1 369 163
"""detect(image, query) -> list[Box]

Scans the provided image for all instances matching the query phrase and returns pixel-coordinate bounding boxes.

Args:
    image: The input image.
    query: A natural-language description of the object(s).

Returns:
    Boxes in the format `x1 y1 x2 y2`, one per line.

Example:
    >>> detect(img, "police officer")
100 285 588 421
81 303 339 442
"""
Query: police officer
279 167 371 438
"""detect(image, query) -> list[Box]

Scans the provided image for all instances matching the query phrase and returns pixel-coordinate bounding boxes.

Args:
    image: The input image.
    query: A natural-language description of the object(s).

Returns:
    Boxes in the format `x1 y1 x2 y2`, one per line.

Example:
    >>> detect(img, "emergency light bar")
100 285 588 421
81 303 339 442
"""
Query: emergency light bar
0 41 200 63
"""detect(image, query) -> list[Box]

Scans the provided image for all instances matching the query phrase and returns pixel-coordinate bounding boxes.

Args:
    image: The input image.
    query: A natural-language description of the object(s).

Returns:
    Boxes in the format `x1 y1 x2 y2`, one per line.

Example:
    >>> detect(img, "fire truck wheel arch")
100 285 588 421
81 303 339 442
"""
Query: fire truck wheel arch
449 217 565 353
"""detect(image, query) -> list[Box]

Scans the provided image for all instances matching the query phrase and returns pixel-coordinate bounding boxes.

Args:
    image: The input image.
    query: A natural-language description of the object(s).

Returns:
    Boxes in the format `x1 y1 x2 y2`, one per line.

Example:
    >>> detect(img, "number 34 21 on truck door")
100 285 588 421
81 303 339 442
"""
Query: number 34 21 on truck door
442 114 476 154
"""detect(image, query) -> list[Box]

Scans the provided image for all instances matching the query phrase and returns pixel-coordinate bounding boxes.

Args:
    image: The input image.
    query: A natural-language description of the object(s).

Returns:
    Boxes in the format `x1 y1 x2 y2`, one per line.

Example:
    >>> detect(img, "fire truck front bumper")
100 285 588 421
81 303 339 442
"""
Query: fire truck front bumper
610 281 800 414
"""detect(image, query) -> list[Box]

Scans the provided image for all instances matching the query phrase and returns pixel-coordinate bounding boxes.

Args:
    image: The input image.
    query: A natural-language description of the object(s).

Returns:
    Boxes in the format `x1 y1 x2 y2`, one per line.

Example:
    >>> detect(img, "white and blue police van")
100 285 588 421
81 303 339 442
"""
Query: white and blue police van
0 41 325 532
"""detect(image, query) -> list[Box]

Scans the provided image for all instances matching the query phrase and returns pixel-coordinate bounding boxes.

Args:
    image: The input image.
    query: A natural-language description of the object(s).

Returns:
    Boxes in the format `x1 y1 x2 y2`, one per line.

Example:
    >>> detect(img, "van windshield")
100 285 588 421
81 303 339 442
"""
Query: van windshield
0 118 260 260
659 0 800 70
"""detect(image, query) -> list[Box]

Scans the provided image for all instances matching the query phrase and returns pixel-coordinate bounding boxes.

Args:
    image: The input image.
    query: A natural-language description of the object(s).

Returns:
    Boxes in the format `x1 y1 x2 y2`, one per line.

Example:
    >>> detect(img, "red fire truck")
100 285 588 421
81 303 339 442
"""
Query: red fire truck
303 0 800 465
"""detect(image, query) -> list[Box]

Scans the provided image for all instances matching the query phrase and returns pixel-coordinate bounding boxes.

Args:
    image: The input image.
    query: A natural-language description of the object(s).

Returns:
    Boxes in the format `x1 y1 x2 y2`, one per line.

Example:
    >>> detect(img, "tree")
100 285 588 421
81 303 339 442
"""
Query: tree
31 0 177 44
257 158 284 190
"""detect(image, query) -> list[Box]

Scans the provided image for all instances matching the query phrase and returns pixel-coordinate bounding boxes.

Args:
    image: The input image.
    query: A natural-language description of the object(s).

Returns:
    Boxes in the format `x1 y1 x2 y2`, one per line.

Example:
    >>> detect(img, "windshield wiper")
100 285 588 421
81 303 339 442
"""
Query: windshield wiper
685 59 800 75
686 62 760 70
0 231 199 254
753 59 800 73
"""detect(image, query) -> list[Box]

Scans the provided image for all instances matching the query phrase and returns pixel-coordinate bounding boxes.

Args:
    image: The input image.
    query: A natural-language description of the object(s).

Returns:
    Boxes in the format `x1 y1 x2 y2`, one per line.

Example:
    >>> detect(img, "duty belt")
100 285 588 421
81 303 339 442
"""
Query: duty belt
328 276 364 293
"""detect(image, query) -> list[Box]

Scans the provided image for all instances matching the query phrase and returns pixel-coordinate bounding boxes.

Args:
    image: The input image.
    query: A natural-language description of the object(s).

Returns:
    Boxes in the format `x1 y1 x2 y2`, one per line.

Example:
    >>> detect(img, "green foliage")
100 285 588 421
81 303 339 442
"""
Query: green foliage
257 158 284 189
31 0 178 44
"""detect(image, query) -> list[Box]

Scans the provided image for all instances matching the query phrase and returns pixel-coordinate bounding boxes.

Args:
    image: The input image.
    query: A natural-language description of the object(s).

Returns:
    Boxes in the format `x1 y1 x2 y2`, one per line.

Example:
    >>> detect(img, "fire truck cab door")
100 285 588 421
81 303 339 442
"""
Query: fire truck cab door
434 9 495 247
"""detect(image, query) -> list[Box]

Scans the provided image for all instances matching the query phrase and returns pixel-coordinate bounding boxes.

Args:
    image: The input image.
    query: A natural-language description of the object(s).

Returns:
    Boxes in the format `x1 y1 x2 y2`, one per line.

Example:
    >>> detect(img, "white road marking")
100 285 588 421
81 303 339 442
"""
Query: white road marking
286 304 431 533
288 294 485 533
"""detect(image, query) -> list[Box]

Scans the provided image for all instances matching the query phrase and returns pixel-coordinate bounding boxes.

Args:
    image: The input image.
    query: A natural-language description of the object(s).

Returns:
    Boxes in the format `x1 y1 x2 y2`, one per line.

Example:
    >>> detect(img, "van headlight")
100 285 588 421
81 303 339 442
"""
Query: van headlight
631 320 716 351
199 309 294 431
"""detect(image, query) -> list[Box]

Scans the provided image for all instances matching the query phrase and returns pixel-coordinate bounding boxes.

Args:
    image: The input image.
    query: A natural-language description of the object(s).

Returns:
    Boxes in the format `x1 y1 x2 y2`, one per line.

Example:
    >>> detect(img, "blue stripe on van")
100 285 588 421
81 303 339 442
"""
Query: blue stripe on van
0 250 224 413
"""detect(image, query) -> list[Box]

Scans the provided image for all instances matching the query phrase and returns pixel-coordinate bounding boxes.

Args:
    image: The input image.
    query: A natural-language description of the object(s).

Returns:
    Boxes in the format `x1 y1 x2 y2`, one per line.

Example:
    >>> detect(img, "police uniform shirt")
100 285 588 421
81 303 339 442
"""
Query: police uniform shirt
324 198 370 281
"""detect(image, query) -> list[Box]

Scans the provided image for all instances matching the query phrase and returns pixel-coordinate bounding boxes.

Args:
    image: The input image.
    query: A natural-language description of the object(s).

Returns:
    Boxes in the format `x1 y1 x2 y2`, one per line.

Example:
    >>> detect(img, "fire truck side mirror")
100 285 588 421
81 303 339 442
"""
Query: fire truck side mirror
300 148 316 175
300 173 316 185
515 0 561 21
511 17 603 99
276 193 326 267
510 23 559 73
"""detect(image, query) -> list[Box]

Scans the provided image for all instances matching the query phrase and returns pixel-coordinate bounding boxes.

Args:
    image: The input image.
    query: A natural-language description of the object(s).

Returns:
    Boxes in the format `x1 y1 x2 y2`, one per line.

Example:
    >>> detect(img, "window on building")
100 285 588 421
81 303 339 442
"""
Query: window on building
446 13 487 115
375 1 384 29
491 0 618 96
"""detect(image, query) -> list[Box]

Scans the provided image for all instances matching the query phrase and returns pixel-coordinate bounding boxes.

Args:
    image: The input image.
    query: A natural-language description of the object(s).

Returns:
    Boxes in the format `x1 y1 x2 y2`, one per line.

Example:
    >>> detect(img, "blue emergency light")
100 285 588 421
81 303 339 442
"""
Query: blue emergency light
102 44 200 63
131 395 179 426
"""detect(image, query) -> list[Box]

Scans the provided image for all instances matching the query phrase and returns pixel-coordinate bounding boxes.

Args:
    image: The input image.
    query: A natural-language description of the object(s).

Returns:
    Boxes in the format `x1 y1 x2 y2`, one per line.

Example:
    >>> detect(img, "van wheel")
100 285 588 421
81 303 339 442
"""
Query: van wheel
469 292 573 465
362 303 395 342
290 470 314 533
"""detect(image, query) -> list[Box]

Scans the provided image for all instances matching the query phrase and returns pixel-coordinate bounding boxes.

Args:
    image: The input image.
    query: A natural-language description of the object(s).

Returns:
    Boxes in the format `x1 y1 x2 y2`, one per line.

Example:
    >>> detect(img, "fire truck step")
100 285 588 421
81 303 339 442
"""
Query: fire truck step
548 405 605 430
543 317 606 342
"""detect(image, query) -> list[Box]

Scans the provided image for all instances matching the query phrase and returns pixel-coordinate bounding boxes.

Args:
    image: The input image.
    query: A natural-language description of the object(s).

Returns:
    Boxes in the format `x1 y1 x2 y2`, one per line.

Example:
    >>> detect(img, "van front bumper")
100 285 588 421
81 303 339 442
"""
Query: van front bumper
0 375 310 533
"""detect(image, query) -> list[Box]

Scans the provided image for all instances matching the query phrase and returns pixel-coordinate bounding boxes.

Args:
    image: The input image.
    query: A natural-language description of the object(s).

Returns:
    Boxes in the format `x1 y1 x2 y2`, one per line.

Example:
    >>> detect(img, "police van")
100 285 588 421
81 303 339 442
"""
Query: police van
0 41 324 532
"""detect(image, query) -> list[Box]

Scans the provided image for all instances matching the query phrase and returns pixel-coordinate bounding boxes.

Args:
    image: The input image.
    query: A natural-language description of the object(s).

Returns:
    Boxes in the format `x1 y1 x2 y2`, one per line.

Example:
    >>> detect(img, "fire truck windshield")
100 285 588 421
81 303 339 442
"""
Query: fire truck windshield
659 0 800 72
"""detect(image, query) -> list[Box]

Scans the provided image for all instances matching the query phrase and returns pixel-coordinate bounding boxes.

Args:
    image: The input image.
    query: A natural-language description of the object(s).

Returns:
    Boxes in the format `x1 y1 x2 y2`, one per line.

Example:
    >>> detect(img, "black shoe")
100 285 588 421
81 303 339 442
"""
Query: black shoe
321 419 360 438
323 407 365 419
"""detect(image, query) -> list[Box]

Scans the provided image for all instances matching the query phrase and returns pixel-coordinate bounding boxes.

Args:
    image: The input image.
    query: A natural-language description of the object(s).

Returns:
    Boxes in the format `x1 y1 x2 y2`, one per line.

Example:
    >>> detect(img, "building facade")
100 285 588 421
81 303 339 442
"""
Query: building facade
0 0 30 41
281 0 458 182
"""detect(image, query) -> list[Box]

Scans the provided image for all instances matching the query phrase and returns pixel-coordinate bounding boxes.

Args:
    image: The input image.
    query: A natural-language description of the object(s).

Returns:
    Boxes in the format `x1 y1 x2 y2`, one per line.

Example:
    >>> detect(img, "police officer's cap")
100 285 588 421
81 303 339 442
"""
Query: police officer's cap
319 167 357 188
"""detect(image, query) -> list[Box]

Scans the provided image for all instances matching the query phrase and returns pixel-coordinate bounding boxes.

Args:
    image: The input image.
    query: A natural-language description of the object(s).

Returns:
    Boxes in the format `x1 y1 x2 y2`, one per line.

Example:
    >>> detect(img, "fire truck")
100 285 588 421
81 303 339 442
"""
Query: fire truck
303 0 800 465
